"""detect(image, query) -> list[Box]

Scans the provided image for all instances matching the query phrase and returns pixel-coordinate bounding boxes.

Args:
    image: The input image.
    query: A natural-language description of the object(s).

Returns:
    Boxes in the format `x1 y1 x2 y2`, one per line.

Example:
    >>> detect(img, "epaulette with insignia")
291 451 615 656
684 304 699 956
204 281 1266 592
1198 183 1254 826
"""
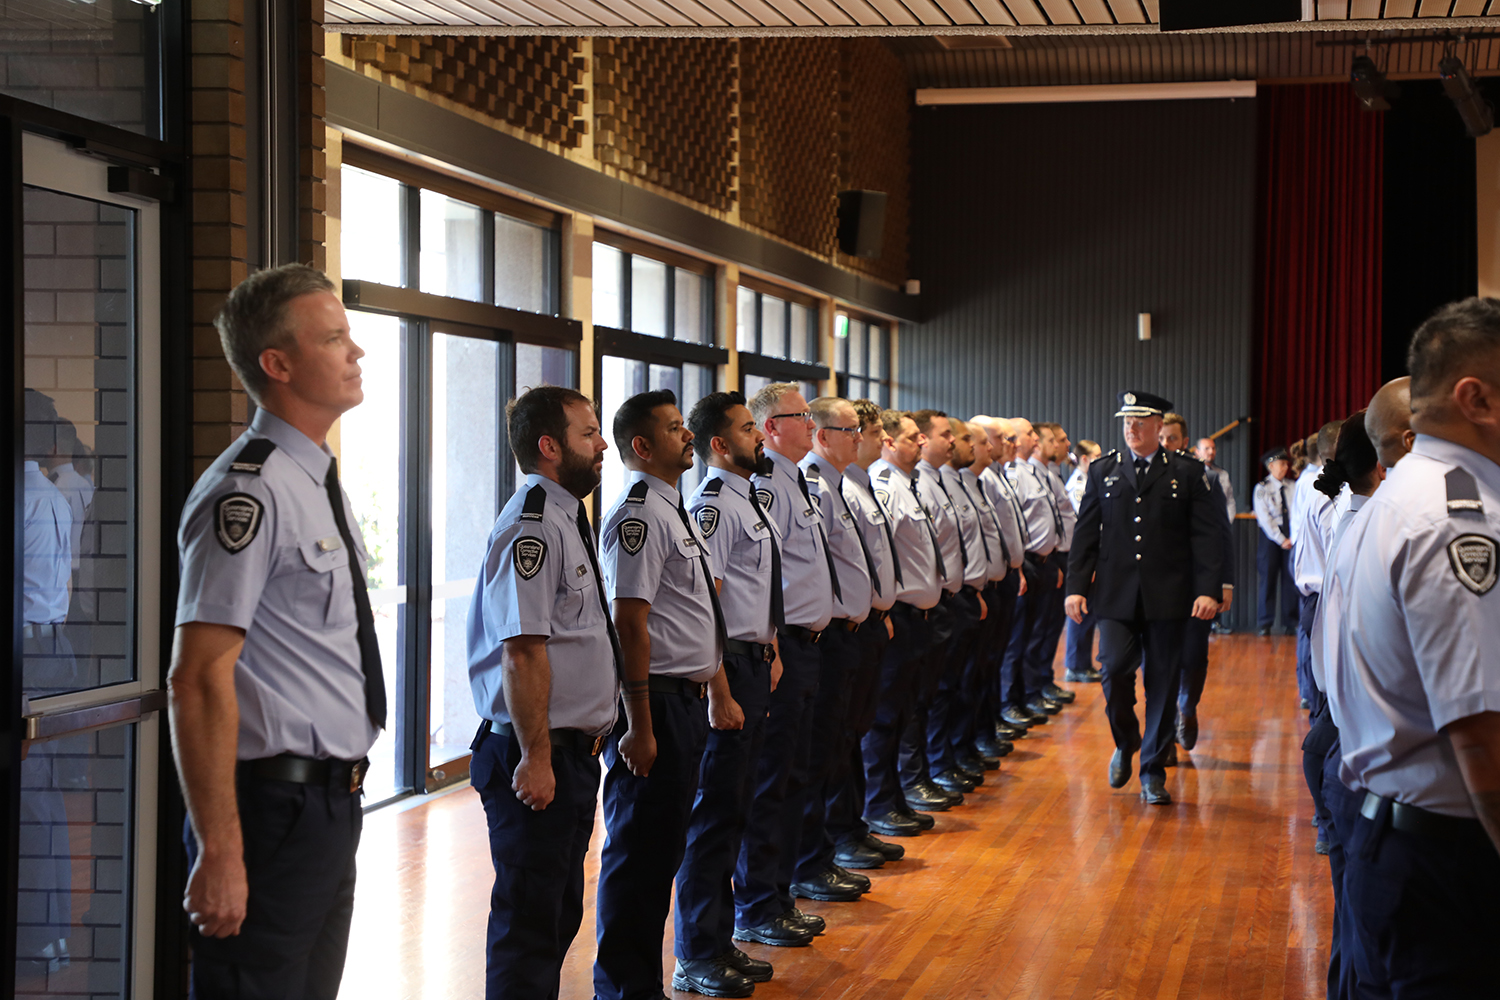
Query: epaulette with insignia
229 437 277 475
875 467 892 480
520 483 547 521
700 476 724 497
1446 468 1486 515
625 480 649 504
804 464 821 481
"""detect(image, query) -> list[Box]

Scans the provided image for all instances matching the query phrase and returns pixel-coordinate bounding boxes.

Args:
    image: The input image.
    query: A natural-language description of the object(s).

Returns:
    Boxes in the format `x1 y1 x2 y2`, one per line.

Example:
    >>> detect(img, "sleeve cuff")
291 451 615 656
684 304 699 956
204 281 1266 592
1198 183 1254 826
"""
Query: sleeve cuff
492 619 556 642
175 601 256 632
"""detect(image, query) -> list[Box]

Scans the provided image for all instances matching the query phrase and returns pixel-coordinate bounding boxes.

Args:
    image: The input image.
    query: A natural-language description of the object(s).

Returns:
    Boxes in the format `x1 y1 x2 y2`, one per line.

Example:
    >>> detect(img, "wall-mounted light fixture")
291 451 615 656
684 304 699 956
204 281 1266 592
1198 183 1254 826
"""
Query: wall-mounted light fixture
1138 313 1152 342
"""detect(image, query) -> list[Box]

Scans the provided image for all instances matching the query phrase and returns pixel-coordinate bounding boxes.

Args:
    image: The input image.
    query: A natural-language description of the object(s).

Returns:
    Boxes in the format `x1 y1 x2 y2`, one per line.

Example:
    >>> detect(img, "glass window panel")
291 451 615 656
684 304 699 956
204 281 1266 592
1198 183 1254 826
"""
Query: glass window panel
14 723 136 995
0 3 159 138
431 335 500 769
675 270 710 344
419 190 484 302
869 323 886 378
789 302 812 363
743 373 771 397
679 364 714 495
593 244 625 330
648 363 680 399
335 311 406 803
340 168 404 288
495 214 553 315
848 320 866 377
736 286 757 353
22 187 137 698
515 344 575 393
849 377 867 401
801 381 821 405
761 295 787 358
630 255 668 338
600 356 647 506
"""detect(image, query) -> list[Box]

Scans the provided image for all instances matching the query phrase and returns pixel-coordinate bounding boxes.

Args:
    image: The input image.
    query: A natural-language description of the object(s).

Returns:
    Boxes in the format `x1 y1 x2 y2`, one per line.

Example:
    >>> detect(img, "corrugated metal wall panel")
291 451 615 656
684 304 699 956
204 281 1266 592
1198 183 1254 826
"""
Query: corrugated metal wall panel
900 98 1258 513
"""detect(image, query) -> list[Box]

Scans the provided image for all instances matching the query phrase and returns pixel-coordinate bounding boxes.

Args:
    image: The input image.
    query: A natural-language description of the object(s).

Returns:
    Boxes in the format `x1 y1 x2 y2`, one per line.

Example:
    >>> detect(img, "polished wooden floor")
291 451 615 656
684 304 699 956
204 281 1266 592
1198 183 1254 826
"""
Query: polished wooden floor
337 634 1333 1000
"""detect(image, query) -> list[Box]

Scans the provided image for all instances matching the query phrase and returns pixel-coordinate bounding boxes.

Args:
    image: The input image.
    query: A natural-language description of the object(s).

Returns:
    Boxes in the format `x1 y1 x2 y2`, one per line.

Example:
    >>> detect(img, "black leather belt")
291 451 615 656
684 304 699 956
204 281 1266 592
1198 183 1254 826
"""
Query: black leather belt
779 625 823 643
486 720 607 756
725 639 776 662
891 602 928 621
1361 792 1483 841
648 675 707 698
867 608 890 624
829 618 861 633
241 753 369 794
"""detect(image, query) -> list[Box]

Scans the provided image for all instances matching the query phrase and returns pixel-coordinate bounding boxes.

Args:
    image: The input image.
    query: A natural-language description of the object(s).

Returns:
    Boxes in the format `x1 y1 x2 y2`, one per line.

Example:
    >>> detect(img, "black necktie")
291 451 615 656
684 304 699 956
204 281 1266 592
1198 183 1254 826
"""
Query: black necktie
576 502 624 680
1000 468 1032 549
909 471 948 580
931 472 968 568
1135 457 1148 480
676 498 729 649
797 468 843 602
746 484 786 627
954 475 993 565
1034 465 1064 537
835 478 882 596
1279 484 1290 537
857 480 904 586
325 458 386 730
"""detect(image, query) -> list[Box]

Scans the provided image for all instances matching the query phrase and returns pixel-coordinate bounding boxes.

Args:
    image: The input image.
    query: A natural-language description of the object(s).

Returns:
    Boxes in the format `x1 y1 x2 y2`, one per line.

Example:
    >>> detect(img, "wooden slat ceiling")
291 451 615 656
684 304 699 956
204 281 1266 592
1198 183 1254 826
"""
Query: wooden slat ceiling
325 0 1500 31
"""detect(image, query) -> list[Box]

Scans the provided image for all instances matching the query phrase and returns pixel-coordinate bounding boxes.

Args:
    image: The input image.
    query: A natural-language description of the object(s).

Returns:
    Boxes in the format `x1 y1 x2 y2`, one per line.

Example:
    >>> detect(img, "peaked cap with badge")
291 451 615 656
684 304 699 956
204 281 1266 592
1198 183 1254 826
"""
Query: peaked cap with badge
1115 390 1174 419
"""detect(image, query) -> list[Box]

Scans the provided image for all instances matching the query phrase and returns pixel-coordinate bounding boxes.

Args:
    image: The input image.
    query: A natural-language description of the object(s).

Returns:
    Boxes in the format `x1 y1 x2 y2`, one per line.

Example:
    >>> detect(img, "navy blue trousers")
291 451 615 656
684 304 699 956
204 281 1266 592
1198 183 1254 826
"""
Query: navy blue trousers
959 576 1016 757
186 768 362 1000
924 589 984 778
827 618 891 849
1319 736 1392 1000
861 606 930 819
675 650 773 961
1297 592 1326 717
1025 550 1068 694
471 727 600 1000
1257 534 1298 629
1177 616 1212 720
1064 608 1098 675
796 626 863 881
900 595 958 788
735 633 820 929
1000 557 1046 708
1097 612 1185 778
594 689 709 1000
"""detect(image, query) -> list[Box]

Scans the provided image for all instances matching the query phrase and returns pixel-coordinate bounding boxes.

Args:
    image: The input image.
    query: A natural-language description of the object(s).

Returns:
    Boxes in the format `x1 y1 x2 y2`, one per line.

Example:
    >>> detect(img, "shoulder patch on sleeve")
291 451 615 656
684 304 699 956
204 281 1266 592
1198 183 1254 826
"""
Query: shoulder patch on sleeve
625 480 650 505
1446 468 1485 515
229 437 278 475
700 476 724 497
520 484 548 521
215 492 265 553
513 536 547 579
1448 534 1498 595
619 517 649 555
696 505 720 537
753 488 774 512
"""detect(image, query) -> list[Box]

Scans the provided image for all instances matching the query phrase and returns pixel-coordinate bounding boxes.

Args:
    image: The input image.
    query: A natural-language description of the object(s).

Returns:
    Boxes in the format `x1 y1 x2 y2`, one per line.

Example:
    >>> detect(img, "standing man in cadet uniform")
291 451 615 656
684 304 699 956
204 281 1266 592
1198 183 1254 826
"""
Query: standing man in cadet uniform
1003 418 1064 725
1329 298 1500 995
594 390 729 1000
1031 423 1078 709
736 383 840 947
1252 448 1299 637
466 385 619 999
974 418 1032 738
1065 391 1222 806
864 411 944 837
1195 435 1235 635
170 264 382 998
1293 421 1342 714
674 390 780 996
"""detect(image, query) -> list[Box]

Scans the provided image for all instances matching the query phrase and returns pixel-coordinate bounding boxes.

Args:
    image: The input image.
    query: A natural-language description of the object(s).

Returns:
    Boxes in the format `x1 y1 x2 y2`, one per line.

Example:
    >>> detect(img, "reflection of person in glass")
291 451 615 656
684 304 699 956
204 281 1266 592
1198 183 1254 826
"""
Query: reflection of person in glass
47 422 97 638
169 265 382 998
18 387 77 975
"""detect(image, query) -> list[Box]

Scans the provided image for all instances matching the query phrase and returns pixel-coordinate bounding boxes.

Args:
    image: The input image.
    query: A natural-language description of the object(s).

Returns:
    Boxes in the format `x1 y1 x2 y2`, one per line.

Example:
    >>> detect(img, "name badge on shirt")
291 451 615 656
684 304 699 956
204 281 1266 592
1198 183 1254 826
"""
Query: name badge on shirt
317 536 342 552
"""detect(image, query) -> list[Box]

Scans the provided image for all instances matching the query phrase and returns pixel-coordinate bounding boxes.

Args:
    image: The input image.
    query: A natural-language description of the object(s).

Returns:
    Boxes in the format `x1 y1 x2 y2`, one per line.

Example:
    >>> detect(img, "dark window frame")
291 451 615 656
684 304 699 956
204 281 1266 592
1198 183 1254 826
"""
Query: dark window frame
834 310 893 407
735 275 825 371
592 232 716 346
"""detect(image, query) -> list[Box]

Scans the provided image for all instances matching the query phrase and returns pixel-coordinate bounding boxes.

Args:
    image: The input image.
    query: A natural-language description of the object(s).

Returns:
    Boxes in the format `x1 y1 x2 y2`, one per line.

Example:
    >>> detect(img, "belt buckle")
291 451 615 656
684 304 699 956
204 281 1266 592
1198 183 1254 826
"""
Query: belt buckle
591 734 605 756
349 758 368 794
810 630 822 643
763 645 776 662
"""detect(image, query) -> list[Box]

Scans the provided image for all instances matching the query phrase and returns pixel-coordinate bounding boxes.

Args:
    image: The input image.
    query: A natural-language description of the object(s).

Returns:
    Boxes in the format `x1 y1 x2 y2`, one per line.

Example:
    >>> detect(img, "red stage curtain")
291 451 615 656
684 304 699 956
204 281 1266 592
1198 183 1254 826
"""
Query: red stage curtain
1254 84 1384 459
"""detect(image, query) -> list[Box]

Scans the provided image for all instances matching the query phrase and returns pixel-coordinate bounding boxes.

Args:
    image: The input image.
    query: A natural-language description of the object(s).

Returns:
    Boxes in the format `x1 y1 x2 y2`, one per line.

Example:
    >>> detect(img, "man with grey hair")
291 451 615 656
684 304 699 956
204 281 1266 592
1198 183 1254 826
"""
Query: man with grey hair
170 264 382 997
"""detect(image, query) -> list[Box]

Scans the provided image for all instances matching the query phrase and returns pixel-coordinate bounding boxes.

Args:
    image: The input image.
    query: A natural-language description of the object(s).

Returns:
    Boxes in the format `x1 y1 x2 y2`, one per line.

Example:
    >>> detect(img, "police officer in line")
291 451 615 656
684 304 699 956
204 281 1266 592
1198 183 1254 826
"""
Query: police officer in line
1327 298 1500 995
1001 418 1063 727
904 411 976 808
1062 440 1104 684
793 397 878 900
825 399 903 870
972 417 1032 741
1292 420 1342 717
465 386 619 999
735 383 839 948
1065 390 1224 806
1029 423 1079 708
1252 447 1299 636
865 411 945 837
1194 435 1236 636
673 390 781 997
594 390 729 1000
170 265 382 998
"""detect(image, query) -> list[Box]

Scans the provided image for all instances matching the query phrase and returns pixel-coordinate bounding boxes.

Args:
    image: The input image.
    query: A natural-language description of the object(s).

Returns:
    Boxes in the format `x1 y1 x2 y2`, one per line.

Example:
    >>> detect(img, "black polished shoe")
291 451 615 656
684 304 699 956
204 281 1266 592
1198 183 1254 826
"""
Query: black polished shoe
1000 706 1037 729
1026 696 1061 717
733 913 813 948
1300 698 1311 710
832 864 872 893
1257 625 1271 637
834 839 886 869
1140 773 1172 805
864 834 904 860
1177 708 1199 751
973 736 1009 762
787 907 825 935
724 947 773 983
995 719 1026 740
865 810 922 837
898 804 936 829
1044 682 1076 704
791 868 864 902
1064 667 1103 682
1315 838 1331 855
958 750 994 773
933 768 977 794
1164 744 1178 767
1109 748 1134 789
673 956 755 998
903 782 956 811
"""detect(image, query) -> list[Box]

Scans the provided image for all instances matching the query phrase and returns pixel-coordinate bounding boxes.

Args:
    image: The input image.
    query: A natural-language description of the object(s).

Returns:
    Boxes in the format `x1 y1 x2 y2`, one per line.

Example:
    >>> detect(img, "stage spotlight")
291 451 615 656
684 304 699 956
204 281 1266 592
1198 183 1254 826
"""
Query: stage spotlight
1439 55 1494 138
1350 54 1398 112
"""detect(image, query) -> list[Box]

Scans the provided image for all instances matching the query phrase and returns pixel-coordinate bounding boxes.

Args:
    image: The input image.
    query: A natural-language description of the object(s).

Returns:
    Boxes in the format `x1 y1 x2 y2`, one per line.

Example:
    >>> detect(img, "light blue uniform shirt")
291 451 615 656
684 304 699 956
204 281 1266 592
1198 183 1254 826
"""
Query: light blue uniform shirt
915 459 964 595
467 475 618 737
1311 491 1368 695
1035 457 1077 552
601 470 721 681
1006 460 1059 556
961 467 1008 582
50 462 93 572
1253 475 1296 546
870 460 943 610
980 464 1028 569
688 471 778 644
1328 435 1500 816
843 463 897 612
175 410 378 762
940 464 991 590
1292 465 1334 596
802 454 873 623
752 449 834 632
23 462 71 624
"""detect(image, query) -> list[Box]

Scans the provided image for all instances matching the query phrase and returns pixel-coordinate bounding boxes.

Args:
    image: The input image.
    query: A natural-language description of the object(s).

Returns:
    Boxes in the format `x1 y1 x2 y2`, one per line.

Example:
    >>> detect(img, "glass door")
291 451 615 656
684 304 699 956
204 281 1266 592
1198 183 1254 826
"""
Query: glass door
14 132 162 998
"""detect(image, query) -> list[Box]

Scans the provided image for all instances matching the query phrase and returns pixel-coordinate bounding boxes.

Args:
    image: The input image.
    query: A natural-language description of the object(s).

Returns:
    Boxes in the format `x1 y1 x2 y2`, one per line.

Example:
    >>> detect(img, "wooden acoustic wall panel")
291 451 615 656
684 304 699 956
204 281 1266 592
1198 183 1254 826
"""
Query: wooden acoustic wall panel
593 38 737 212
838 39 910 285
740 38 841 258
342 34 587 148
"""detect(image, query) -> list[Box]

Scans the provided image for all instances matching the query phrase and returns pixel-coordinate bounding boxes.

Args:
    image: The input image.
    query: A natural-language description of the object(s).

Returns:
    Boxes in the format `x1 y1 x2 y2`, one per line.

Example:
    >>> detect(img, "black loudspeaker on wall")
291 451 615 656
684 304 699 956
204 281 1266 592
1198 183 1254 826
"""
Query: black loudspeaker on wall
837 190 887 259
1158 0 1300 31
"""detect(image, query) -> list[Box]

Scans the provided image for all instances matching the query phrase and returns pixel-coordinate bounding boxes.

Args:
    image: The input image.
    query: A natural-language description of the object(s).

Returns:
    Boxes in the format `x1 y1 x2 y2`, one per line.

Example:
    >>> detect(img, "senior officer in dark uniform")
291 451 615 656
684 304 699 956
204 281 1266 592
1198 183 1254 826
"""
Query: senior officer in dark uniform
1065 390 1223 806
595 390 730 1000
466 385 619 999
674 391 781 997
170 264 382 999
1328 298 1500 996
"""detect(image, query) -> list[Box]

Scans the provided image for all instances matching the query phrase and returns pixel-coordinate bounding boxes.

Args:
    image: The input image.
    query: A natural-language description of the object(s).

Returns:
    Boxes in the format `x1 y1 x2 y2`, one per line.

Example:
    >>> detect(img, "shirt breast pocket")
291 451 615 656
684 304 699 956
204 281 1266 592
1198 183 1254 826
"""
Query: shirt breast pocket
742 518 771 572
296 538 356 630
670 535 709 595
561 565 596 628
